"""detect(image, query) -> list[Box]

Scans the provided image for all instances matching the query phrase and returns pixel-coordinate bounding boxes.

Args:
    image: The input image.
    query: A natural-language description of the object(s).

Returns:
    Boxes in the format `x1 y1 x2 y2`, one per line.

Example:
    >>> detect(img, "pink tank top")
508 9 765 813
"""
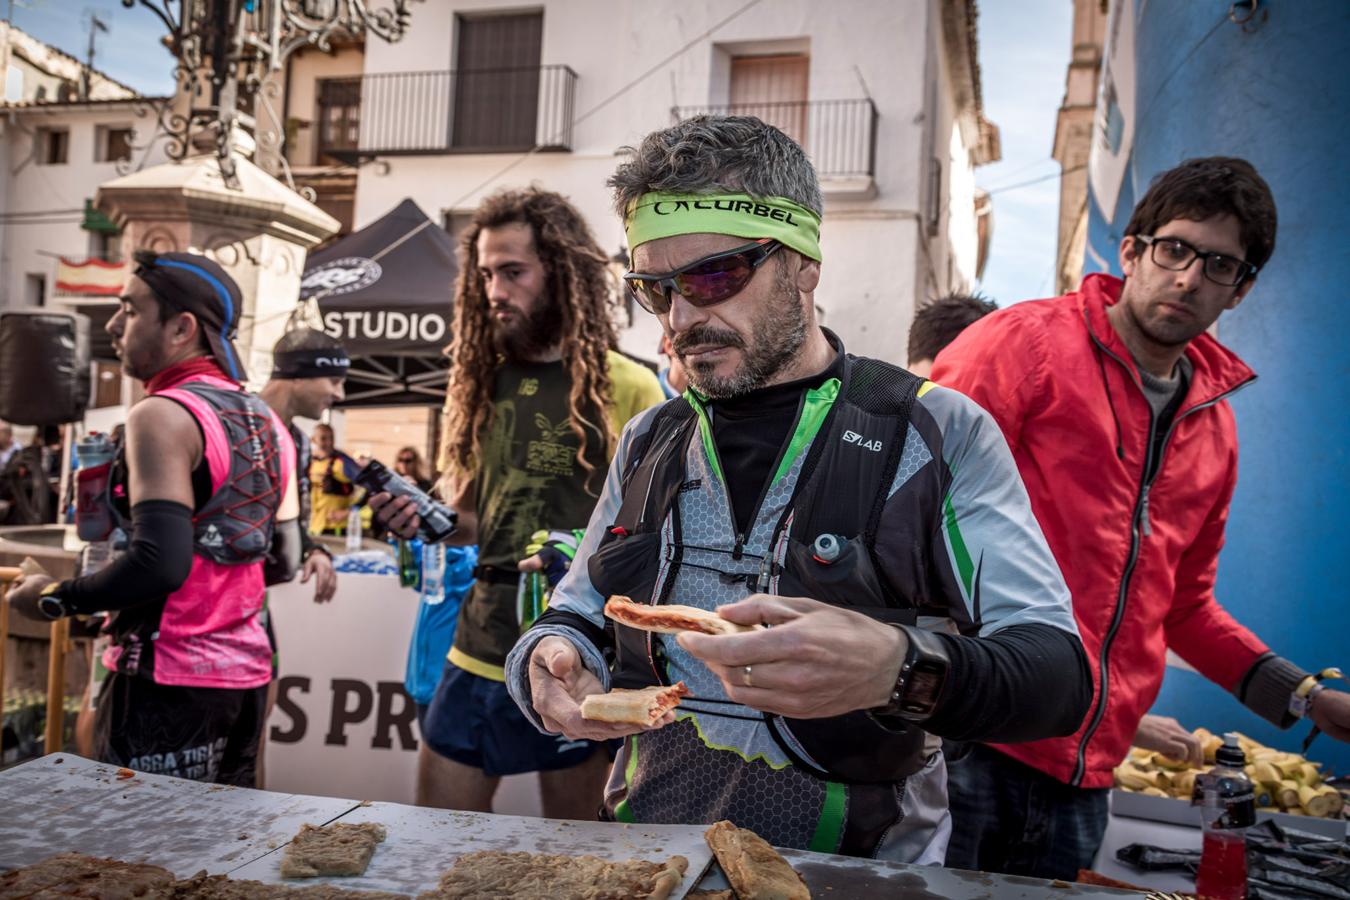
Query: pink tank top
103 372 295 689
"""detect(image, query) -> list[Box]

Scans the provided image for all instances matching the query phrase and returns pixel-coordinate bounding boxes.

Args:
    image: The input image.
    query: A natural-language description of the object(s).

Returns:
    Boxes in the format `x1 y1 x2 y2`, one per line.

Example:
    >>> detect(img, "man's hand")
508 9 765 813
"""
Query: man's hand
676 594 906 719
1310 688 1350 743
368 492 419 540
7 573 55 622
528 636 675 741
301 551 337 604
1133 714 1204 768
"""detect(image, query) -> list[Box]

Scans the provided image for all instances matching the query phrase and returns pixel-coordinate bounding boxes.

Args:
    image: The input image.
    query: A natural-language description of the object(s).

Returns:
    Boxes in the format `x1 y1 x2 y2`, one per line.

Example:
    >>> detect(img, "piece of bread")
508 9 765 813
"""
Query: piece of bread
171 871 407 899
580 682 691 725
423 850 687 899
279 822 387 879
704 821 810 900
0 852 175 899
604 596 763 636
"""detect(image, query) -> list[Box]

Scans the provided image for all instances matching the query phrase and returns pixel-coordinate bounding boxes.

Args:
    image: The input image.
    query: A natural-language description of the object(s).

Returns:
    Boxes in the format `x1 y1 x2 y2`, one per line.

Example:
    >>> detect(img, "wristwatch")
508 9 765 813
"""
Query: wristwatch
36 582 73 621
871 625 951 721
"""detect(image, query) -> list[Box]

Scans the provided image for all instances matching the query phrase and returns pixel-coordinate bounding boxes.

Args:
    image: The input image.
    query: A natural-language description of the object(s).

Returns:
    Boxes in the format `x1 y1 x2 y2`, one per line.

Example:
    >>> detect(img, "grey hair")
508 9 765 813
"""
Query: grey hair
609 116 823 219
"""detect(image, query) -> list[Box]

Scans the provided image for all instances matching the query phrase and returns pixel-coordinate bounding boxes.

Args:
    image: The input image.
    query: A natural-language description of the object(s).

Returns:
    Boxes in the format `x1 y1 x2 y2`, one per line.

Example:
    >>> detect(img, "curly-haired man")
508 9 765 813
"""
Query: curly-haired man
375 188 664 816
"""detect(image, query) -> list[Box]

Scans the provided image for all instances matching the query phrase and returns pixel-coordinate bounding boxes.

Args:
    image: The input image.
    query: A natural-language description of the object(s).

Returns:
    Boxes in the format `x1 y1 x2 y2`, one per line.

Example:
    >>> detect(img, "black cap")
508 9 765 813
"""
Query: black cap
133 250 247 381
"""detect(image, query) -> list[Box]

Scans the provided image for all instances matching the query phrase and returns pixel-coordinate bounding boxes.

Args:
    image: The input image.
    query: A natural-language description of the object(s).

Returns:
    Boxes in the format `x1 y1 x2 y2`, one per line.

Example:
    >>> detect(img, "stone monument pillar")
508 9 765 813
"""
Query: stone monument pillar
95 134 339 389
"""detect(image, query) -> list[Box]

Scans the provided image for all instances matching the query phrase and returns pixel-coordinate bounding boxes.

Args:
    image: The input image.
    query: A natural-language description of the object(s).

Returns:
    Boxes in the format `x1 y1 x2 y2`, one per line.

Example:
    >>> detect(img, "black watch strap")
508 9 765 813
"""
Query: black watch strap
873 625 951 721
37 582 73 620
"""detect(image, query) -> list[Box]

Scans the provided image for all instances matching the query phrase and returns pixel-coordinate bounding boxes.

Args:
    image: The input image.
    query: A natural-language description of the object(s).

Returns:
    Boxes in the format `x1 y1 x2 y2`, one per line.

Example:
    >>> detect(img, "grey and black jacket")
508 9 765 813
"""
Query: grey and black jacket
506 339 1089 863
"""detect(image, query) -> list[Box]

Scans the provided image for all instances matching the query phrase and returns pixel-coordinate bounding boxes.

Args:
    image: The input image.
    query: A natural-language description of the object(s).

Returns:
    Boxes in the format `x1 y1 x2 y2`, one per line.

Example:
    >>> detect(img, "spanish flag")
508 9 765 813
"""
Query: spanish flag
55 257 128 296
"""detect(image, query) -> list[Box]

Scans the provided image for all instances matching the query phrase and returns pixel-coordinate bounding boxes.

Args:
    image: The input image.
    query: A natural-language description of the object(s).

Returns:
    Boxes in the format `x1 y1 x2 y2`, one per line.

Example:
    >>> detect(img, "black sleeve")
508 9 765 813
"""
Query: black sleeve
921 622 1091 743
61 500 195 615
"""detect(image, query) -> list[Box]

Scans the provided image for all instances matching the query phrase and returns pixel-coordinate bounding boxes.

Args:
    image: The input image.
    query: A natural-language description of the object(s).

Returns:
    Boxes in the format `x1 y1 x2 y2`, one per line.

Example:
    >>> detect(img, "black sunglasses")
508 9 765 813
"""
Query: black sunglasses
623 239 782 315
1135 234 1257 287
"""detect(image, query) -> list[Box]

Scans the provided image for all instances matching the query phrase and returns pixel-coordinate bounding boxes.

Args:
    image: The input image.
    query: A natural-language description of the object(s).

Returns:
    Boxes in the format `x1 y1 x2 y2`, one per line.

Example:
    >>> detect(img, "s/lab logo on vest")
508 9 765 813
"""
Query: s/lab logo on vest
842 430 882 452
301 257 383 296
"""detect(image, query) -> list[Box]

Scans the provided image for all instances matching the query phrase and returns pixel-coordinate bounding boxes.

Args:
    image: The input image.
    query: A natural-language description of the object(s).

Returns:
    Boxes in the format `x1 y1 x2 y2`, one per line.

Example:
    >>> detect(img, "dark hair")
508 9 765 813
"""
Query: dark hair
1124 157 1277 271
443 187 618 489
272 326 345 355
907 292 998 364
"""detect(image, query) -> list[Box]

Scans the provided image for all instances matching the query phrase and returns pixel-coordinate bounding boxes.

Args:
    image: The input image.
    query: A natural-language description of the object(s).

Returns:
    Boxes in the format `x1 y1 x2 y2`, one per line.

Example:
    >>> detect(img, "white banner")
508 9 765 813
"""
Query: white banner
263 572 540 814
1088 0 1137 222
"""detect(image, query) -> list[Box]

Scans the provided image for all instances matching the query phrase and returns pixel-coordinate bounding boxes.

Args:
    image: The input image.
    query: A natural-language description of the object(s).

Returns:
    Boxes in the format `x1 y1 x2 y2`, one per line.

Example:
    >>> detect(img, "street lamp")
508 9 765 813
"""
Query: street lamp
121 0 419 187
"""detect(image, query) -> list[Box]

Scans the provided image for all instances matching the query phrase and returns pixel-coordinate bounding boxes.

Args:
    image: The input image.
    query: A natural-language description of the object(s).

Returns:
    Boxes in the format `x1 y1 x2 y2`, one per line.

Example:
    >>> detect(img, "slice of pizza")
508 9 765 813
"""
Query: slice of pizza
604 595 763 636
0 852 175 899
580 682 691 725
704 820 811 900
278 822 387 879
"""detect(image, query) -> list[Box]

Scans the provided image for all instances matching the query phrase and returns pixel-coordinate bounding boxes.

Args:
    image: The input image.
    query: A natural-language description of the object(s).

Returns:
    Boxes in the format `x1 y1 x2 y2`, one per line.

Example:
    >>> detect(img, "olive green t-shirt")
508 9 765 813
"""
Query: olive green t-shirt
448 351 664 679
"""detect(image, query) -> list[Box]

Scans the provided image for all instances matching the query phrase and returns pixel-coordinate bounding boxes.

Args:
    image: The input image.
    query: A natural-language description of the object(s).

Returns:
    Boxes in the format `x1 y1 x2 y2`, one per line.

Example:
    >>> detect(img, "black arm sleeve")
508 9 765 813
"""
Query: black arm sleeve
61 500 195 615
922 622 1091 743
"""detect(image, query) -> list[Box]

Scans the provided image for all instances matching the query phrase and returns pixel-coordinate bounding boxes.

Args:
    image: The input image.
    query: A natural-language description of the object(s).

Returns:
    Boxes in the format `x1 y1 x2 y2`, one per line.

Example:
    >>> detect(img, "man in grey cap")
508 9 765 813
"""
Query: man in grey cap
8 251 301 786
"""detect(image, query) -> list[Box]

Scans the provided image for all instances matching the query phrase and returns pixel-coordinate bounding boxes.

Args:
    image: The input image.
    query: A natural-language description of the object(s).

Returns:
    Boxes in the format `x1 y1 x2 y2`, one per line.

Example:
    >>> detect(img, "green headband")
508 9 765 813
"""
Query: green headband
624 192 822 262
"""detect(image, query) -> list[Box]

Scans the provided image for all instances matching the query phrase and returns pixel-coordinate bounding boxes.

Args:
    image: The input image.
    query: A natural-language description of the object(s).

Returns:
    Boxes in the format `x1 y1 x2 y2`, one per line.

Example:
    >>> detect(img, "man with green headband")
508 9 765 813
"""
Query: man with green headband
504 116 1090 862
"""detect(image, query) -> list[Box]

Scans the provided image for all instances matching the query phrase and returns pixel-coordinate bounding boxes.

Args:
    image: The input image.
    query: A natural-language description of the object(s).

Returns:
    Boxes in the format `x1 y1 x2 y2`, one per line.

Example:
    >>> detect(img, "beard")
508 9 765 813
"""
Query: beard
675 265 807 399
492 293 564 362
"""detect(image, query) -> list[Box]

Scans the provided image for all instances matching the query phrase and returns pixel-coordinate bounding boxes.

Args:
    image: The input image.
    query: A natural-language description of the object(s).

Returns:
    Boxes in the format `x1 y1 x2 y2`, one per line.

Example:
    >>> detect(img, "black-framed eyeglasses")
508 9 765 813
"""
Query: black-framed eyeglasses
397 455 416 463
623 239 782 315
1135 234 1257 287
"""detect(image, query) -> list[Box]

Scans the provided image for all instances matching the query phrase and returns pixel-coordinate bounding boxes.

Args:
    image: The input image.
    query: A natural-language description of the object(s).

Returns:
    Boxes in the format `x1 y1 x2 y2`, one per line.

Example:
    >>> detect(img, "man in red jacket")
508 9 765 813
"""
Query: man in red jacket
932 157 1350 880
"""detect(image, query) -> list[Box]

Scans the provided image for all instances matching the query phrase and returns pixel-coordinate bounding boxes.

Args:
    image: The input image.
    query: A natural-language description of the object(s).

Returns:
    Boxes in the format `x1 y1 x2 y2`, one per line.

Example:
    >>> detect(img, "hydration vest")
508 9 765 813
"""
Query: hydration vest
588 354 929 785
110 380 285 565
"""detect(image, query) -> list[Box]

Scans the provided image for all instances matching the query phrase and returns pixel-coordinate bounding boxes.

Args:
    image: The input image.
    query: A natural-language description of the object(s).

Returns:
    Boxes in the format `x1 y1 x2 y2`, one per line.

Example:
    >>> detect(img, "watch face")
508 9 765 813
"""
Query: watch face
901 664 946 714
37 594 65 620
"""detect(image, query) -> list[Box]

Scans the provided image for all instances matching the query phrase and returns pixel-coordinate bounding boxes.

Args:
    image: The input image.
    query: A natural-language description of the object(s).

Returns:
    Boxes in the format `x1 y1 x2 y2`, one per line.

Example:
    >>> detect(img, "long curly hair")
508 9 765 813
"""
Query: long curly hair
439 187 620 492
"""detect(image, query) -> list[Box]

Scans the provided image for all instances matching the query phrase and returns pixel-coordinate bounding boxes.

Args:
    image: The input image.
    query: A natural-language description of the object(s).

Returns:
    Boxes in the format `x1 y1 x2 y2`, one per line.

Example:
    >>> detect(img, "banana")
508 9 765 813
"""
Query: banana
1201 735 1223 764
1116 767 1154 791
1275 779 1301 809
1250 761 1282 787
1171 771 1197 798
1325 787 1345 817
1155 754 1191 771
1128 746 1154 763
1298 784 1333 818
1141 787 1170 798
1299 762 1321 785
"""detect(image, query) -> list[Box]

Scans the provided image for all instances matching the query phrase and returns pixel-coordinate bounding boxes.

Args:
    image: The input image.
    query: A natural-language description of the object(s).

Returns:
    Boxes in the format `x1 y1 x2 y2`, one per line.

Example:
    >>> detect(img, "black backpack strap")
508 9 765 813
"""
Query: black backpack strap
845 357 924 548
777 356 924 608
612 397 698 533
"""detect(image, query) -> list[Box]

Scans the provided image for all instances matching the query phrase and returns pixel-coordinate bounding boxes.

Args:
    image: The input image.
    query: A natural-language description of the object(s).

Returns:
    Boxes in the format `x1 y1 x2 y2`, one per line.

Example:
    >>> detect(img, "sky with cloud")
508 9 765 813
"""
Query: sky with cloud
11 1 1074 306
973 0 1074 305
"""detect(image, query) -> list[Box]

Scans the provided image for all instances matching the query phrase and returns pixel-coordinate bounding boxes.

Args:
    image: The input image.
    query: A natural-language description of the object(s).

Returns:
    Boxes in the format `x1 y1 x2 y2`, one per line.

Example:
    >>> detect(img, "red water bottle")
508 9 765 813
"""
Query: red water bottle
1192 732 1254 899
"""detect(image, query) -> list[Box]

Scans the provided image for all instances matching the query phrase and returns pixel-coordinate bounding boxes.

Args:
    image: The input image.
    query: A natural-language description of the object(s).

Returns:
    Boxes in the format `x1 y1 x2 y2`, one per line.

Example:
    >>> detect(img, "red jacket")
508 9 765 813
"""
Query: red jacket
931 274 1267 788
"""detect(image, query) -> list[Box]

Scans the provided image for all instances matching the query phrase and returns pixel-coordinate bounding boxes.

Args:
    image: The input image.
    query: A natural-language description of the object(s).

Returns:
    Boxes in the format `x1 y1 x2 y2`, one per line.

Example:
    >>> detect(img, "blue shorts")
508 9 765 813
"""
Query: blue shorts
420 661 601 777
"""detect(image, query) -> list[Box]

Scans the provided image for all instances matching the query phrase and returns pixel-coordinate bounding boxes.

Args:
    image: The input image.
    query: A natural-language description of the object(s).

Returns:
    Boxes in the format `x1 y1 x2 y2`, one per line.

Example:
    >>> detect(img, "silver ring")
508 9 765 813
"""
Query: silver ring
743 665 753 688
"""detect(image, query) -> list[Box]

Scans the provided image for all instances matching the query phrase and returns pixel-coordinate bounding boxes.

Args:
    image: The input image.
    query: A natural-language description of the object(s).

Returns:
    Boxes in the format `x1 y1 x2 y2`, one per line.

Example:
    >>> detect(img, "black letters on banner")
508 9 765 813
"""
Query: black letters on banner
269 676 311 743
325 678 374 747
373 682 419 751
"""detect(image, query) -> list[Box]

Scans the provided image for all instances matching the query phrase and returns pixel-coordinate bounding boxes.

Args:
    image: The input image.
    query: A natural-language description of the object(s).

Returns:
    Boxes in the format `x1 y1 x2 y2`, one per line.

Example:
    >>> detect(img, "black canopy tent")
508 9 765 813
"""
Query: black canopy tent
300 199 457 407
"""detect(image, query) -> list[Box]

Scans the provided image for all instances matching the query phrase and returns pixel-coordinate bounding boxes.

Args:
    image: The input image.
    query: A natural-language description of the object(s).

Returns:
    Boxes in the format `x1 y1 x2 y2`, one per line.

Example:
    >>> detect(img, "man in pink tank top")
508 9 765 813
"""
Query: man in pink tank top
9 251 300 786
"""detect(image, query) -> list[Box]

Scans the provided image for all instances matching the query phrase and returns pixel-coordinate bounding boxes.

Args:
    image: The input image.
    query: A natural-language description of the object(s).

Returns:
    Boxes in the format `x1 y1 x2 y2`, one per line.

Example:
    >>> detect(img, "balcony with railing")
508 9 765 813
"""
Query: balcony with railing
671 99 878 196
318 66 578 161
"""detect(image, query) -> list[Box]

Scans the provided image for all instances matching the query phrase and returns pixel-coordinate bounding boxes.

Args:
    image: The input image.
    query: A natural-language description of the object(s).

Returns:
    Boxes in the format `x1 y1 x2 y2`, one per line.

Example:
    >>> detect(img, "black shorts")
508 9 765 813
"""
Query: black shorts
93 672 268 786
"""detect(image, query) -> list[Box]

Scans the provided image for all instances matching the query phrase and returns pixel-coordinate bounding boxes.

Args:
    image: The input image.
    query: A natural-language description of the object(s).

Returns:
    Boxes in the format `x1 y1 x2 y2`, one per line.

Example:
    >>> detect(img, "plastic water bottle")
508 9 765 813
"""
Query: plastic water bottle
345 505 363 552
421 541 446 604
1192 732 1255 899
74 433 117 541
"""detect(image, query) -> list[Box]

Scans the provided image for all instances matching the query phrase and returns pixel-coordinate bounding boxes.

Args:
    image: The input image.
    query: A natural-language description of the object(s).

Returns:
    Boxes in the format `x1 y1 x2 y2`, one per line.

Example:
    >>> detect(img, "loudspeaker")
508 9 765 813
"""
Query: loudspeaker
0 310 92 425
